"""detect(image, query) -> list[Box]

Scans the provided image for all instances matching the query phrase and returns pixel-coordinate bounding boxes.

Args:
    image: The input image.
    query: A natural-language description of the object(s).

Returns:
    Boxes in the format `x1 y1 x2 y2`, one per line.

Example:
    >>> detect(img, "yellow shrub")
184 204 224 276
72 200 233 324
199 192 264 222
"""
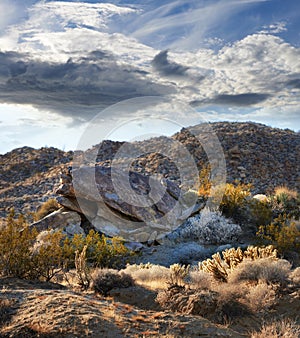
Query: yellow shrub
257 215 300 254
0 209 37 278
198 164 212 198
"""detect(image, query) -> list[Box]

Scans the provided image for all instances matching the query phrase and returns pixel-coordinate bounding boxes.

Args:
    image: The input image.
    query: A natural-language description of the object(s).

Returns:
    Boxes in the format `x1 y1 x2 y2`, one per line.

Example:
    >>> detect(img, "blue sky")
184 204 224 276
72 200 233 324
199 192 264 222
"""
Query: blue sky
0 0 299 153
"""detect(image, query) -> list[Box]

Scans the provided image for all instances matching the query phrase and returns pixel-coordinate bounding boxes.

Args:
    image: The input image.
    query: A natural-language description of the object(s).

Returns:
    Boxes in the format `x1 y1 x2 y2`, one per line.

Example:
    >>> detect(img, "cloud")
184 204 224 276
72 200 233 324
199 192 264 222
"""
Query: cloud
259 22 287 35
0 50 174 121
151 50 189 77
125 0 270 49
287 78 300 89
213 93 270 106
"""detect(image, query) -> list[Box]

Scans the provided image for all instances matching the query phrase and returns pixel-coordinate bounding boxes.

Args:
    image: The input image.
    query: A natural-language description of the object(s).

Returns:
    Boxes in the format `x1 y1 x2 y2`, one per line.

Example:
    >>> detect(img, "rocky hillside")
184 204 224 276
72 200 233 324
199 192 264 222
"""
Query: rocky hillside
0 122 299 222
0 147 73 220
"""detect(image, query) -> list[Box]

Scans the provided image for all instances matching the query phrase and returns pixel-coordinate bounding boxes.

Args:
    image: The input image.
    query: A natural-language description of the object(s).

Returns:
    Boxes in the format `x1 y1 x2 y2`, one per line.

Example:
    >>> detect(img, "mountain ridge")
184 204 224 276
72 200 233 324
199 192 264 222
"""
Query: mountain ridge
0 121 299 221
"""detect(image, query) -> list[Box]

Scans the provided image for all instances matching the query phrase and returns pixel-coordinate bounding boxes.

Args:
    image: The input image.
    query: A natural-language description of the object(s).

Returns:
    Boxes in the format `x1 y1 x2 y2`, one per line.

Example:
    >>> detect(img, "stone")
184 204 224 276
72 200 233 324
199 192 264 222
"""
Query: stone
29 209 81 233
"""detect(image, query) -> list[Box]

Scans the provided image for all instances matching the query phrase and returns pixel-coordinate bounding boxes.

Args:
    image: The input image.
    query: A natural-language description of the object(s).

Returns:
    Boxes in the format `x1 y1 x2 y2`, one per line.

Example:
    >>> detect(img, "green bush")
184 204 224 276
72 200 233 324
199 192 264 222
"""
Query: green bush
257 215 300 255
63 229 133 270
269 187 300 220
0 210 134 282
0 209 37 279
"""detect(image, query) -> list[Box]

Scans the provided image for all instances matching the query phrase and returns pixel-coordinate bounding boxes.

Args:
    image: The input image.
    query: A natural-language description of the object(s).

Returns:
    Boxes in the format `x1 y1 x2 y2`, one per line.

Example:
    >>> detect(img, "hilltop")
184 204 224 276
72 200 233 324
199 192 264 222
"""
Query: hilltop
0 121 299 221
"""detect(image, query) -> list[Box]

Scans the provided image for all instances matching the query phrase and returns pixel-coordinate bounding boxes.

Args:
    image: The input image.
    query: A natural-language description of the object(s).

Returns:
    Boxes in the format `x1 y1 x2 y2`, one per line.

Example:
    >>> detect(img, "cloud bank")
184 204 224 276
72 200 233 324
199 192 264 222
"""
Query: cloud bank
0 0 299 153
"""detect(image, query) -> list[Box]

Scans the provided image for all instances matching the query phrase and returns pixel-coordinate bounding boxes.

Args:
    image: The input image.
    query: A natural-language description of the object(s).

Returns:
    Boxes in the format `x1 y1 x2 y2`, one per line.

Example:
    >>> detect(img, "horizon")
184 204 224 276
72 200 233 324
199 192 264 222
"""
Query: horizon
1 119 298 156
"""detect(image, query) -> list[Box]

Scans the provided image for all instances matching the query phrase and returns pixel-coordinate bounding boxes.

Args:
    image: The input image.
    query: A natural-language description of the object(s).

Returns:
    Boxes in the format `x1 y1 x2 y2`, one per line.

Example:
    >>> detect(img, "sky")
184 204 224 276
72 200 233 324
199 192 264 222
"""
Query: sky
0 0 299 154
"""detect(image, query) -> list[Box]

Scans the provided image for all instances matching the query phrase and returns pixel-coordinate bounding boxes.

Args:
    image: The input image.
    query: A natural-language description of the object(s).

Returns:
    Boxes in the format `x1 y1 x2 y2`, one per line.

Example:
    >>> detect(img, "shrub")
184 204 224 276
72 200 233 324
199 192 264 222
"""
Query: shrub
63 229 133 270
198 164 212 198
189 269 213 290
251 319 300 338
269 186 300 220
244 282 277 313
0 210 133 283
217 182 252 218
91 268 134 296
175 208 241 244
289 267 300 285
199 245 278 282
169 263 190 286
257 215 300 255
123 263 170 285
156 284 250 324
31 229 66 281
0 298 15 325
35 198 60 221
228 258 291 286
248 198 273 227
156 285 218 317
0 209 37 279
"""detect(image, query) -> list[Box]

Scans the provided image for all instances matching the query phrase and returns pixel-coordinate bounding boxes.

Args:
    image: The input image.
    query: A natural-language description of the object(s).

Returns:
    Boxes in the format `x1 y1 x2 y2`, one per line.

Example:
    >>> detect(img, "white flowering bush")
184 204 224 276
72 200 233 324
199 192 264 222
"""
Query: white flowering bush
169 208 242 244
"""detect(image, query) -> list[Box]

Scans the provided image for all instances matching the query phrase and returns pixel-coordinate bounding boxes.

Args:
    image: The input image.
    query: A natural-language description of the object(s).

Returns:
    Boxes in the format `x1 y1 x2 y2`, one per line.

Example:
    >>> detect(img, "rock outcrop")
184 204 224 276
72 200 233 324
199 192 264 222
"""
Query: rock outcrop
55 165 199 242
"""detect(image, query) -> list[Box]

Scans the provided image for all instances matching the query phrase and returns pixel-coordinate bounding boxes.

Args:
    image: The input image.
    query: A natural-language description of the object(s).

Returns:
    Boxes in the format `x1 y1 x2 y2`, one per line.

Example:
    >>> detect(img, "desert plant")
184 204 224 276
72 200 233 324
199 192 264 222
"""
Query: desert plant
189 269 213 290
228 258 291 286
217 182 252 217
0 209 37 278
244 282 277 313
35 198 60 221
169 263 190 286
269 186 300 219
257 214 300 255
123 263 170 285
200 252 228 282
175 208 241 244
251 319 300 338
75 245 91 289
289 267 300 285
199 245 278 282
31 229 66 281
198 164 212 198
91 268 134 296
0 298 15 325
63 229 133 270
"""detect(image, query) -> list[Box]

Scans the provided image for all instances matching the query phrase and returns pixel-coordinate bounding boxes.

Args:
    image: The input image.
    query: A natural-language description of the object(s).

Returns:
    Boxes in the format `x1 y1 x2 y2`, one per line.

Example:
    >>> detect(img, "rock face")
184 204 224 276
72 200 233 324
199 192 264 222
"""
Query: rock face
56 166 197 242
29 209 84 236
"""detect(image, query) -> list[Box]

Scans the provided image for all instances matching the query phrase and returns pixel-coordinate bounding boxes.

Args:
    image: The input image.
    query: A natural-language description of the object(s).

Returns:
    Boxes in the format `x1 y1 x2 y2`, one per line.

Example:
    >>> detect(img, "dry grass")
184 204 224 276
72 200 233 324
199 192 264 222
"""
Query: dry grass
189 269 213 290
228 258 291 286
274 186 298 199
244 282 277 313
251 319 300 338
123 263 170 290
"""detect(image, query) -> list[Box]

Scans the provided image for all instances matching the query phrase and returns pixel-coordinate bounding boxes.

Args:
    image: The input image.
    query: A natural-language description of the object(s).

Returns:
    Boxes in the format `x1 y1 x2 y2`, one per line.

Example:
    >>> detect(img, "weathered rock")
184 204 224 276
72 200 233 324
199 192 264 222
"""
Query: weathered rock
59 165 193 241
30 209 82 233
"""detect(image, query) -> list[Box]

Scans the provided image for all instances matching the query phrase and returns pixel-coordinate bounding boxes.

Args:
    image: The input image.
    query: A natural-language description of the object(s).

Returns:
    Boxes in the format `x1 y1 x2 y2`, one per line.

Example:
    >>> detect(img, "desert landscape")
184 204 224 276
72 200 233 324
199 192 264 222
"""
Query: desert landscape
0 122 299 337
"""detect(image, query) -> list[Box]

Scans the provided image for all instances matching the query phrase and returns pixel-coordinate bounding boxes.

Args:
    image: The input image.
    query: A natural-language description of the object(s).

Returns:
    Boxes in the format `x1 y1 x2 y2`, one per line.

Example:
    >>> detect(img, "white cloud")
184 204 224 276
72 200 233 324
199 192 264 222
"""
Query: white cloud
259 22 288 35
0 0 299 153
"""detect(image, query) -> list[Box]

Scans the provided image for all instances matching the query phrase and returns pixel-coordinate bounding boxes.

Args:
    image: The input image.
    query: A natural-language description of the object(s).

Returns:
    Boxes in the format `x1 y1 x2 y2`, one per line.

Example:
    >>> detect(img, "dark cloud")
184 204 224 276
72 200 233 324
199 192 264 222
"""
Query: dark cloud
0 50 174 121
213 93 270 106
152 50 189 77
287 78 300 89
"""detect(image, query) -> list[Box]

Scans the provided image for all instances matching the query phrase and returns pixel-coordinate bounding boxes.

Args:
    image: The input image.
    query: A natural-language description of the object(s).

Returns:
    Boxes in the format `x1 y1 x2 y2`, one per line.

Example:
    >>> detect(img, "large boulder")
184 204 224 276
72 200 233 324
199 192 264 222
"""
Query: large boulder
55 166 199 242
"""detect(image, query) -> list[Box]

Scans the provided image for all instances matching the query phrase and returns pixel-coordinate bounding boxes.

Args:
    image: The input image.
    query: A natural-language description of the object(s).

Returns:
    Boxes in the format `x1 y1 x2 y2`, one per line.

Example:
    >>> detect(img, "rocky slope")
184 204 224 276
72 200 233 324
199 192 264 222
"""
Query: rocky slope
0 122 299 222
